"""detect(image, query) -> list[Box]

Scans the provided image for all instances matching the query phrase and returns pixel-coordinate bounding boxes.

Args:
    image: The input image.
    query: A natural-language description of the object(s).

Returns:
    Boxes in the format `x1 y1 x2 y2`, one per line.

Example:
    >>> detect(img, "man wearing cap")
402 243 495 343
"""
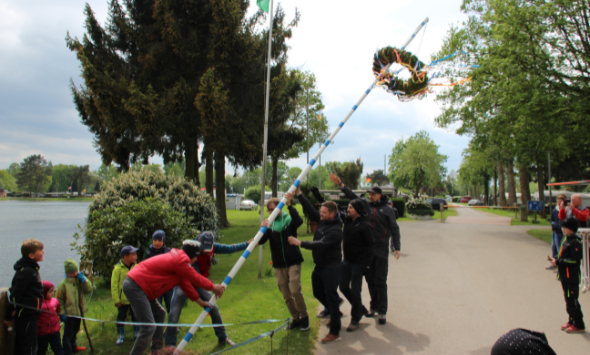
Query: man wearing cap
165 232 252 348
145 230 173 314
330 173 401 325
111 245 140 345
124 240 226 355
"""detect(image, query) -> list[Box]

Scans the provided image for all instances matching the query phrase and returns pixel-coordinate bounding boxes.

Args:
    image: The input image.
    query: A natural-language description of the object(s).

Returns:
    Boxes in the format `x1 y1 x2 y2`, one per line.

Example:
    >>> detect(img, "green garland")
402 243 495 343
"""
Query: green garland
372 46 429 97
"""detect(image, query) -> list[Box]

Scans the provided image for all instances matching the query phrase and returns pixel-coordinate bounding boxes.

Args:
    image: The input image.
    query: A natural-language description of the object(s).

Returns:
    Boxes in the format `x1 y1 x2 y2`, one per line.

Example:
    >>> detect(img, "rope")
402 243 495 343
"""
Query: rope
208 318 291 355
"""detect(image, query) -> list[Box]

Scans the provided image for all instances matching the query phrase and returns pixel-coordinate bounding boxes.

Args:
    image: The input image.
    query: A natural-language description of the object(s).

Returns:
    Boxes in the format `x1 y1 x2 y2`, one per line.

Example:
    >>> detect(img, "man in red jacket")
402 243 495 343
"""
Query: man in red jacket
559 194 590 226
123 240 225 355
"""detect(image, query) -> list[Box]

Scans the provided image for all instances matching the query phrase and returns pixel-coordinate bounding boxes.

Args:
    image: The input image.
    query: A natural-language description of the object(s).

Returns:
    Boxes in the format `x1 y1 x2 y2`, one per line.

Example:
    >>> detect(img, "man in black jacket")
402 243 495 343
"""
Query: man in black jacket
330 173 401 325
340 199 374 332
289 187 343 343
259 192 309 331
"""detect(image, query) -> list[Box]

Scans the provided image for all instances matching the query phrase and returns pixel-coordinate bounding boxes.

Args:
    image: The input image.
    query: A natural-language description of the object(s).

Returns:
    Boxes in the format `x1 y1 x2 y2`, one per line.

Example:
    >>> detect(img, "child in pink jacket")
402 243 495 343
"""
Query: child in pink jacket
37 280 64 355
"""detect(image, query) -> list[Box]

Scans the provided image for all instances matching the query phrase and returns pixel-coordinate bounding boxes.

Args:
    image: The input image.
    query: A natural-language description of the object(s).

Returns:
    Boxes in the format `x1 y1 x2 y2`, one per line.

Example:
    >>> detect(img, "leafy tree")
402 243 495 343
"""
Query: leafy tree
332 159 364 189
388 131 447 198
16 155 53 195
95 164 120 184
0 169 18 191
366 169 390 187
68 165 92 193
244 185 271 203
280 166 302 191
164 162 184 177
445 170 460 196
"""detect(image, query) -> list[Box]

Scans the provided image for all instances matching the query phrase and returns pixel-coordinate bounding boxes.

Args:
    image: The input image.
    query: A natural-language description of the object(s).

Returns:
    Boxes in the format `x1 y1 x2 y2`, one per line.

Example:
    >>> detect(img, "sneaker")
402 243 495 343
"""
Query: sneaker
74 347 87 352
133 327 140 339
321 334 340 343
347 321 359 332
287 318 301 330
561 323 572 331
316 310 329 318
116 332 124 346
378 314 386 325
218 337 236 346
565 325 585 333
366 309 377 317
300 317 310 332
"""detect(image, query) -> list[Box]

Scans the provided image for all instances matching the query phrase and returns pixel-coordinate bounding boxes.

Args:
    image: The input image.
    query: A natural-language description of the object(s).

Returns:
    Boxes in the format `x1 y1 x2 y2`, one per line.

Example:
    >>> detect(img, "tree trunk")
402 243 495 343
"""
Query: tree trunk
271 155 278 198
205 146 214 196
498 163 506 206
536 159 546 217
184 139 197 181
506 160 517 205
519 162 531 220
194 142 201 187
493 169 498 206
215 152 230 228
483 174 490 205
415 168 425 198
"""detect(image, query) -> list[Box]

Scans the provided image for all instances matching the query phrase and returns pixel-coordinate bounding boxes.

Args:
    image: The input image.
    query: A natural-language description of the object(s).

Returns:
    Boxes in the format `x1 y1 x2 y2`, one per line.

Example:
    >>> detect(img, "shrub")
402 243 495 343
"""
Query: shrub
244 185 271 204
452 197 461 203
406 198 435 217
73 198 199 277
390 198 406 217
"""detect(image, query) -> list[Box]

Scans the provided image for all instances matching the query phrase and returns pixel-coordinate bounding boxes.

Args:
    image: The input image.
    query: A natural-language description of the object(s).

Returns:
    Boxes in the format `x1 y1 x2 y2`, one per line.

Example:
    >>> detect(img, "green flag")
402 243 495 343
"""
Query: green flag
257 0 269 13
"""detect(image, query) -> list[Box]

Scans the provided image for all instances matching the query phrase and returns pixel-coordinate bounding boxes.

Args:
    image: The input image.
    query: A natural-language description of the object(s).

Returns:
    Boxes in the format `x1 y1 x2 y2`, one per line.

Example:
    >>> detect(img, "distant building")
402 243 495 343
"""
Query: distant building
0 189 6 198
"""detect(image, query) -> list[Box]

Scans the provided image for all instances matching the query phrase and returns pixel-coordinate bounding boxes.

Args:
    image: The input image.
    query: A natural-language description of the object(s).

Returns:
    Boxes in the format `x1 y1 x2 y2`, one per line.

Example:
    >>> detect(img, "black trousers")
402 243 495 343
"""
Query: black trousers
38 331 64 355
116 304 137 331
365 254 389 314
339 260 366 322
312 266 341 335
562 282 585 329
14 313 37 355
62 317 81 355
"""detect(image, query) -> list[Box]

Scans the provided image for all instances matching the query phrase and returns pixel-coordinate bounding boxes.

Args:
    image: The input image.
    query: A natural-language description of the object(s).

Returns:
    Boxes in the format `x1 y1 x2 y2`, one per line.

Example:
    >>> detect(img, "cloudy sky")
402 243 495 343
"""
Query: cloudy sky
0 0 470 176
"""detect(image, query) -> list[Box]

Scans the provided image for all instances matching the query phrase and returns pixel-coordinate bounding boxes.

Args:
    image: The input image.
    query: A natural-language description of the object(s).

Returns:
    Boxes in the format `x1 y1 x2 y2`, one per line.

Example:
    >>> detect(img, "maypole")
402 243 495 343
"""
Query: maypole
174 17 429 353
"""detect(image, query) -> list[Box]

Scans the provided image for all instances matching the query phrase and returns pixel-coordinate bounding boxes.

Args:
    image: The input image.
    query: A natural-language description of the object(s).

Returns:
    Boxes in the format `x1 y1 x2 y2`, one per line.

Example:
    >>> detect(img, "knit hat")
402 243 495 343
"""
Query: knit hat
153 230 166 241
64 258 79 274
42 280 54 298
349 199 366 216
182 240 201 259
562 217 579 233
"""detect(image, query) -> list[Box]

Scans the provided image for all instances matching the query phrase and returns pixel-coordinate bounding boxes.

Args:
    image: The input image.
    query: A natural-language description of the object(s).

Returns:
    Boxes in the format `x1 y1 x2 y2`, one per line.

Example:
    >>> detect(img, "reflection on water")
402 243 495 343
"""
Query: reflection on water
0 200 90 288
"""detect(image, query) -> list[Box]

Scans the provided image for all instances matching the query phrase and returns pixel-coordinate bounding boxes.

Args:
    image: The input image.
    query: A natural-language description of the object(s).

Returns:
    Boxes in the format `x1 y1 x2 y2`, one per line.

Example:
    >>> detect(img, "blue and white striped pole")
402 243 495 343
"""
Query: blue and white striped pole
174 17 429 353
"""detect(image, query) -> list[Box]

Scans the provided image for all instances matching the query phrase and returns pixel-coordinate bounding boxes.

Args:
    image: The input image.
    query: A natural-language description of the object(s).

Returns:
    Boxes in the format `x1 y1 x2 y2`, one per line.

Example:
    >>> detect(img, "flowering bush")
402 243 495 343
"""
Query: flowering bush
406 198 435 217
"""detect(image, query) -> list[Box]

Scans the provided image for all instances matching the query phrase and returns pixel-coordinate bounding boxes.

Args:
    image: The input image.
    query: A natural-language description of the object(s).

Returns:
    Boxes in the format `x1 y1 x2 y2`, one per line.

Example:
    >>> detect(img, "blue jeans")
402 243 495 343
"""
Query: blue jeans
552 232 564 258
312 266 341 335
165 286 227 347
339 260 366 322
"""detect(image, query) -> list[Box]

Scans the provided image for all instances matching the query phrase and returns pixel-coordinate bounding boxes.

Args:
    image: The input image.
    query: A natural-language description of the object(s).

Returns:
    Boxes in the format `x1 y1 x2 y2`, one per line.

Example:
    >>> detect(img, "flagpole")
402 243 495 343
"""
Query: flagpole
174 17 429 353
258 0 274 279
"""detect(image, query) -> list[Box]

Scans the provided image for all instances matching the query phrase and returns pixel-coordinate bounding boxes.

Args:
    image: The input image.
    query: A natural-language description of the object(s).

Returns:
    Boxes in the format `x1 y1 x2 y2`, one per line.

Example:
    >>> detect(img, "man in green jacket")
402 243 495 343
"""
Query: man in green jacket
56 259 93 355
111 245 140 345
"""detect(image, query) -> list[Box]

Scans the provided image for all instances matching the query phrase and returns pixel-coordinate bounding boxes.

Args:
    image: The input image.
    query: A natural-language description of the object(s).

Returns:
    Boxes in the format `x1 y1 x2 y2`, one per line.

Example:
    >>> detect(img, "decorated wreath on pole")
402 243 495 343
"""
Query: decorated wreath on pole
372 46 429 98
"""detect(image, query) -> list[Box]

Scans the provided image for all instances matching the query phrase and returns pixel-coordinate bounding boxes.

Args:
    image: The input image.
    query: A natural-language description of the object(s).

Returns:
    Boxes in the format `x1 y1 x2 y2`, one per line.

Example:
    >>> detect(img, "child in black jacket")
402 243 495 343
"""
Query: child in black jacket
3 239 45 355
549 217 585 333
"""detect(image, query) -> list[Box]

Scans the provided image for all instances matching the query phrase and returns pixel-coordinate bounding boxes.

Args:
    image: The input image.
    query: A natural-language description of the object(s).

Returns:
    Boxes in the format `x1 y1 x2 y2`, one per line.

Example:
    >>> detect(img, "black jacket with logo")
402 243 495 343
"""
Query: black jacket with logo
5 257 44 321
556 234 583 284
259 205 305 268
341 186 401 254
343 217 374 266
298 194 343 268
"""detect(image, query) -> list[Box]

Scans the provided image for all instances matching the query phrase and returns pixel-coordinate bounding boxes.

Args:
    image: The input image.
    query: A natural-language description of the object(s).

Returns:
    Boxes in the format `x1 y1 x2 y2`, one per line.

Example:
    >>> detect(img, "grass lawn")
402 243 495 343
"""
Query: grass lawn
476 208 550 226
527 229 552 244
46 203 416 355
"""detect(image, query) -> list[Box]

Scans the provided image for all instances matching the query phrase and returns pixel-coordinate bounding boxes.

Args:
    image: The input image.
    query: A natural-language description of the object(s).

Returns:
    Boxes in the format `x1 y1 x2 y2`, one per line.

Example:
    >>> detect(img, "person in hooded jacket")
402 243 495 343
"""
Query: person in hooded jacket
330 173 401 325
259 193 309 331
37 280 64 355
340 199 374 332
145 230 173 314
288 187 343 344
3 239 45 355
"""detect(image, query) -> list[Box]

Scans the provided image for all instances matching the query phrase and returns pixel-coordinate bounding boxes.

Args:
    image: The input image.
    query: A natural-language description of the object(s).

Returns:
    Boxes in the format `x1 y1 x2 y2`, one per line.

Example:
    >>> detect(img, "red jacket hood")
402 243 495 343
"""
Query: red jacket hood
128 248 214 301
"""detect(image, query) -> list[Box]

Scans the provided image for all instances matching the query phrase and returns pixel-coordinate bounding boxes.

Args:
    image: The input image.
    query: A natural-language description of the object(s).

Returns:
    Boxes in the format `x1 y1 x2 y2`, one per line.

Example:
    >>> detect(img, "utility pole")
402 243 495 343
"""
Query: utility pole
306 88 309 181
318 142 321 190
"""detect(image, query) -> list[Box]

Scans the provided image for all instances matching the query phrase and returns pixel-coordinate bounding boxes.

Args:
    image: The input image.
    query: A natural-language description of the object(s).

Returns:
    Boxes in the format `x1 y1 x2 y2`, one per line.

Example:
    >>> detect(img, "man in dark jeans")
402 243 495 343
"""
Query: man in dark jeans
289 187 343 343
340 199 374 331
330 173 401 325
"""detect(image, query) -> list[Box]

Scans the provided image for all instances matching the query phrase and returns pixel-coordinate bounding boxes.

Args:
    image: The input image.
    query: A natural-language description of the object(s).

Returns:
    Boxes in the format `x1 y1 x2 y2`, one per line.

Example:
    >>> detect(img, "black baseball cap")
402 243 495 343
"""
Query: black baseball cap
198 231 215 252
366 186 383 195
121 245 139 257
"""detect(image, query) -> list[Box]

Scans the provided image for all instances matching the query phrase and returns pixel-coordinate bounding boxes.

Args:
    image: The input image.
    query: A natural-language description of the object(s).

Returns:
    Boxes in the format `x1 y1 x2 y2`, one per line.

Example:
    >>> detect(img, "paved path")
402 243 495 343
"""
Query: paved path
446 207 512 226
314 207 590 354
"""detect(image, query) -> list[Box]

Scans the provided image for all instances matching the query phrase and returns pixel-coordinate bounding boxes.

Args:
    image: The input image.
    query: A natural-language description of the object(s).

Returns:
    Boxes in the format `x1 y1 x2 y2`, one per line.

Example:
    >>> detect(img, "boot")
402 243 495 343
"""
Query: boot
116 328 124 345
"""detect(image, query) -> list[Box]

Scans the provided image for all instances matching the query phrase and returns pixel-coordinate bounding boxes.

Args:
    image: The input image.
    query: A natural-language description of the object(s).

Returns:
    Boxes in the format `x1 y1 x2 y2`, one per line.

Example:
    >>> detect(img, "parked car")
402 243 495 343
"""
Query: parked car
468 199 484 206
239 200 258 211
426 198 448 211
460 196 473 203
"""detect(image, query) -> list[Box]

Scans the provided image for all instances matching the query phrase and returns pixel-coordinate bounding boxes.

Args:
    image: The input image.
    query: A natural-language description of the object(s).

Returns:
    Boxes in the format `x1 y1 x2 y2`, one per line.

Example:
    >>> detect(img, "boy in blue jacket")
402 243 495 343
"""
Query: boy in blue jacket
165 232 252 348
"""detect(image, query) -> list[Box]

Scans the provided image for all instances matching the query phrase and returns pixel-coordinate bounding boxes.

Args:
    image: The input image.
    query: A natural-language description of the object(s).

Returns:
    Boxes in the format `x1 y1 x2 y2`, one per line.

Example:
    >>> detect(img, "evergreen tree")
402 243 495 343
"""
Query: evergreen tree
16 155 53 195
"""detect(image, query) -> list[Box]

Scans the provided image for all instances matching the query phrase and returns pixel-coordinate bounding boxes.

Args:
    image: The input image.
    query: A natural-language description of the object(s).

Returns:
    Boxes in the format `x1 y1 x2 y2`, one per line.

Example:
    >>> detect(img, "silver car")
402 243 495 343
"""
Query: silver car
239 199 259 211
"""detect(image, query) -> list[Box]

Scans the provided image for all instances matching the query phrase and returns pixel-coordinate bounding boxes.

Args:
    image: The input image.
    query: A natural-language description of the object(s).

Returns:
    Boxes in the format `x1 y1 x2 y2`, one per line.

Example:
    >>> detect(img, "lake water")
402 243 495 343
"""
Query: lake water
0 200 90 288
